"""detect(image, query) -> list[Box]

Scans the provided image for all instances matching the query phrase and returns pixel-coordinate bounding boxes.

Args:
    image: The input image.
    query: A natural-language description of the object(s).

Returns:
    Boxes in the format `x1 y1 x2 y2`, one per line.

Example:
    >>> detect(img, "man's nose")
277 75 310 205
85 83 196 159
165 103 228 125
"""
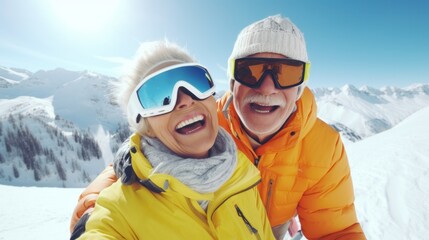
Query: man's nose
257 73 278 95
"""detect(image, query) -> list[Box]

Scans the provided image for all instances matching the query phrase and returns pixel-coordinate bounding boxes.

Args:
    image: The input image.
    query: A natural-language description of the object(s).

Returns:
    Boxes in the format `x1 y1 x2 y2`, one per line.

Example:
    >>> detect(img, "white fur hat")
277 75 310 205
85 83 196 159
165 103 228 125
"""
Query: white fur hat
228 15 310 98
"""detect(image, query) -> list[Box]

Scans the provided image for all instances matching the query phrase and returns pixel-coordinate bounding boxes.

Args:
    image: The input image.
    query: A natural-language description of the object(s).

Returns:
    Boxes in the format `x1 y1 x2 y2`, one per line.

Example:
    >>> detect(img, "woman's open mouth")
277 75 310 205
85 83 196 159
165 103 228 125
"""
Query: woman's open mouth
175 115 206 135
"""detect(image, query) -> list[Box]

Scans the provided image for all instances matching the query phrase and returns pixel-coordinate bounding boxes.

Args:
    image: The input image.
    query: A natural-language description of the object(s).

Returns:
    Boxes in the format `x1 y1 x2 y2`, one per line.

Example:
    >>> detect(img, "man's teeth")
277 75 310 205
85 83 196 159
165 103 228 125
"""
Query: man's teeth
251 102 277 113
252 102 270 106
254 109 271 113
176 115 204 129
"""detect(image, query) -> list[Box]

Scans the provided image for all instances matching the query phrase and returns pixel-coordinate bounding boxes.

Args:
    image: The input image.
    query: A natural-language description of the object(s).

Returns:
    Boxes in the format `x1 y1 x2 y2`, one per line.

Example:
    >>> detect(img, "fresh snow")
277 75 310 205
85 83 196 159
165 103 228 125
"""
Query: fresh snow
348 106 429 239
1 107 428 239
0 185 82 240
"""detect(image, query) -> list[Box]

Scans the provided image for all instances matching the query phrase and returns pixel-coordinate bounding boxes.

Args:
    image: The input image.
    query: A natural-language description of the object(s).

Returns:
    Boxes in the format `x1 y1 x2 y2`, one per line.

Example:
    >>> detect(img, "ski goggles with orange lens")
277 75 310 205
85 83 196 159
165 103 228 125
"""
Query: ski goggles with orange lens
230 57 310 89
127 63 215 123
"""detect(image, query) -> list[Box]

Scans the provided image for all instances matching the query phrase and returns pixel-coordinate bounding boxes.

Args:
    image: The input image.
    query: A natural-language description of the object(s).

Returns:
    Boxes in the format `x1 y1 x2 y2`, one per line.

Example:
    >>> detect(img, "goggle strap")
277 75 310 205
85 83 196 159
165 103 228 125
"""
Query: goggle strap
304 62 311 81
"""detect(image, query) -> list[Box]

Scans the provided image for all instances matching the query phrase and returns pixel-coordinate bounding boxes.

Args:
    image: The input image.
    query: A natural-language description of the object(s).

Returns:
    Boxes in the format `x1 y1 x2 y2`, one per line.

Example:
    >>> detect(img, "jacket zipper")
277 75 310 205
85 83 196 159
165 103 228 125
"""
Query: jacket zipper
211 179 261 215
235 204 262 240
265 179 274 215
209 180 261 237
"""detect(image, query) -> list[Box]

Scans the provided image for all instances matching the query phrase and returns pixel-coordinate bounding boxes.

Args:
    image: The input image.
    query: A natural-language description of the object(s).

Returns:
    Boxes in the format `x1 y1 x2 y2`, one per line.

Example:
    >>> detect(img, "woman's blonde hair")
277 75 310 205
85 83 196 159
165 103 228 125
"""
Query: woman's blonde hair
113 40 196 135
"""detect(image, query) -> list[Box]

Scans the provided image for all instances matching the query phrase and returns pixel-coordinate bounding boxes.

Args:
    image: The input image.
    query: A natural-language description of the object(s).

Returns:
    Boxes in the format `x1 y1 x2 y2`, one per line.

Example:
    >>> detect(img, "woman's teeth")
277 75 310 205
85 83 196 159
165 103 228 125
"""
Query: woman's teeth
176 115 204 130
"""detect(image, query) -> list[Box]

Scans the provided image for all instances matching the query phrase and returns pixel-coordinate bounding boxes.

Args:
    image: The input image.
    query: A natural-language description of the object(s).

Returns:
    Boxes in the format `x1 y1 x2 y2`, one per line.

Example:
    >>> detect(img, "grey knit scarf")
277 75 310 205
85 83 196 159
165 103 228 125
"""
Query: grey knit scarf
141 128 237 197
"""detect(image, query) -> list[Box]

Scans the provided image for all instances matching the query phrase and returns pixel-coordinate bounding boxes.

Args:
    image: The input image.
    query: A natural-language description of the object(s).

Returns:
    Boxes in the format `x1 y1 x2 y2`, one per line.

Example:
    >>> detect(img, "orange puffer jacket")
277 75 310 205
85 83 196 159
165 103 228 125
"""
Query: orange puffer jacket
217 88 366 239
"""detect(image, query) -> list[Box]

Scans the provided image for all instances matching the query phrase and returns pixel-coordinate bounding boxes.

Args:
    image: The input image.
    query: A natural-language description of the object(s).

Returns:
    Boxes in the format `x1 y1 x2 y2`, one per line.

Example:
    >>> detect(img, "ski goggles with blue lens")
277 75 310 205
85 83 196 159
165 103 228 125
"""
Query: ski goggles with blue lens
230 57 310 89
128 63 215 123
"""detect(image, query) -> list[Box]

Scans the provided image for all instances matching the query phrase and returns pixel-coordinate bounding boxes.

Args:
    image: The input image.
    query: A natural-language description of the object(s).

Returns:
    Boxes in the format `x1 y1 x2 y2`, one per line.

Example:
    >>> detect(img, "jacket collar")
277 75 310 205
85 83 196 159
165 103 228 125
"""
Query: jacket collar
129 133 215 201
128 134 261 202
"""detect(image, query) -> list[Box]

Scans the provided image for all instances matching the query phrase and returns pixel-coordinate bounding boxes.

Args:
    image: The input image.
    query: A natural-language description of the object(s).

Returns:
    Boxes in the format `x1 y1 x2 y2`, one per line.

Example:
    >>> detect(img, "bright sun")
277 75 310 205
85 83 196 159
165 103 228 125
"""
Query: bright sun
48 0 121 36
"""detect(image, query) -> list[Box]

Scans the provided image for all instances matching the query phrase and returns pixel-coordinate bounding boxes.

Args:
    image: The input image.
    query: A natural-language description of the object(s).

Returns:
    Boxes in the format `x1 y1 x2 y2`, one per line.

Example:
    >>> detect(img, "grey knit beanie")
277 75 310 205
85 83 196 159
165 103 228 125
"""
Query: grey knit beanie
228 15 310 98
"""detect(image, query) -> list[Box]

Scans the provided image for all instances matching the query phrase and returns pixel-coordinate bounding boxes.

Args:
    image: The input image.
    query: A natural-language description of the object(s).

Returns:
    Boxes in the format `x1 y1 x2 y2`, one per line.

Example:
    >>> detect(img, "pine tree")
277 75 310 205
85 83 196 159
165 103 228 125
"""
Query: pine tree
13 165 19 178
5 136 12 153
55 159 67 181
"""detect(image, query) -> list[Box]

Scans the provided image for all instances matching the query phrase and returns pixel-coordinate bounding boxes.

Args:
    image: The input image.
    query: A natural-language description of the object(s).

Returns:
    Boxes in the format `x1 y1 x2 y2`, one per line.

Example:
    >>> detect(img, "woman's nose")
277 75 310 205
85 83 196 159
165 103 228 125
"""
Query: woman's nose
175 88 194 109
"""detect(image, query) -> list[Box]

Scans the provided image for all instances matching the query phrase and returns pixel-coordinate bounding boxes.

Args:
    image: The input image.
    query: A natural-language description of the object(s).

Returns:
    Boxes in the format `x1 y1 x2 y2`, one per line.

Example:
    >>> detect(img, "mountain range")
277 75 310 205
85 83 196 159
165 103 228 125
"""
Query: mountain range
0 65 428 187
314 84 429 142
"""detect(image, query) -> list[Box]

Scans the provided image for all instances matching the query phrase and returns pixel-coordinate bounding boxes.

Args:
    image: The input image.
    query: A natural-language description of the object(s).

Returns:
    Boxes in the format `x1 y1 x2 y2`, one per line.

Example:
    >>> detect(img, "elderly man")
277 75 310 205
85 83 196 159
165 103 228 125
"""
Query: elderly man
70 15 366 240
217 15 365 239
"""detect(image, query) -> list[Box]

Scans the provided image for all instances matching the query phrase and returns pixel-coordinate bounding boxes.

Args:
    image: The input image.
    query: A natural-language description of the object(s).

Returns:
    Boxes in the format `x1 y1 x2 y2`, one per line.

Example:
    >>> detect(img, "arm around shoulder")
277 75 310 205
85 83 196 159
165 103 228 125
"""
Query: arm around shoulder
69 165 118 233
77 182 132 239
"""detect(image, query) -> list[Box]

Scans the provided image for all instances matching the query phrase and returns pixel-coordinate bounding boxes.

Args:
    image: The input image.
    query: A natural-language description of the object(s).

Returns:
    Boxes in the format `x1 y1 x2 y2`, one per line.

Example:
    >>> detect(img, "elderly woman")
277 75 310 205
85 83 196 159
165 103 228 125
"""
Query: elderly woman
74 40 274 239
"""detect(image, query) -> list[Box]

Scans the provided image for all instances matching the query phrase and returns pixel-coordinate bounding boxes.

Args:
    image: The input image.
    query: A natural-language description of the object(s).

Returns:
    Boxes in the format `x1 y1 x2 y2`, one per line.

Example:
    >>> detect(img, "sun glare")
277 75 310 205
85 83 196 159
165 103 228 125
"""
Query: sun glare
48 0 121 36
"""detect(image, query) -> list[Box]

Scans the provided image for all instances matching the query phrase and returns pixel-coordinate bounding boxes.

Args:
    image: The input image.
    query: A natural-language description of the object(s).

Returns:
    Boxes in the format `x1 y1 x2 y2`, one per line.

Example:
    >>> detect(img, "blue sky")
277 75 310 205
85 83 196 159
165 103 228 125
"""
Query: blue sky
0 0 428 91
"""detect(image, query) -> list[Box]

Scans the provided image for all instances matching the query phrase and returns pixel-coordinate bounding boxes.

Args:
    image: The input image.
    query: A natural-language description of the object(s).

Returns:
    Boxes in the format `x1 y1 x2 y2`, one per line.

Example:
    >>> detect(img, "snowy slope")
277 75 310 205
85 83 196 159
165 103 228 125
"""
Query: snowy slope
0 185 82 240
347 106 429 239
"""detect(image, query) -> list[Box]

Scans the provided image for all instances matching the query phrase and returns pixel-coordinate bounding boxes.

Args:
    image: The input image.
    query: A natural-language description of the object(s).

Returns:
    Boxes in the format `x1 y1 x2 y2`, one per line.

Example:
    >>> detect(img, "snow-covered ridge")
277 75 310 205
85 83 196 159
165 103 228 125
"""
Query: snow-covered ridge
0 66 124 131
314 83 429 141
0 66 32 87
0 66 31 82
0 96 55 121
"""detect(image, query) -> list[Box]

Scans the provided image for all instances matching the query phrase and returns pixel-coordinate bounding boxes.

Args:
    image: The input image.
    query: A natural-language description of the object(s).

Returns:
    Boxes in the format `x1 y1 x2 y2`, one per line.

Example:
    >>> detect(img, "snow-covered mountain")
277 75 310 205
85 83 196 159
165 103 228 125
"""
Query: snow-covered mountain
0 66 31 87
0 65 428 188
0 66 130 187
0 67 124 131
0 96 106 187
314 83 429 142
1 106 428 240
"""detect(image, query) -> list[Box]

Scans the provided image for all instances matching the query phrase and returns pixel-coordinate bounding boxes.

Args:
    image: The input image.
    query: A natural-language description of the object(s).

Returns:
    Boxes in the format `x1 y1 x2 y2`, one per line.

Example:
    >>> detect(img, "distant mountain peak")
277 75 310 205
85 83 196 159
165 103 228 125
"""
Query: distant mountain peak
0 65 31 82
316 83 429 141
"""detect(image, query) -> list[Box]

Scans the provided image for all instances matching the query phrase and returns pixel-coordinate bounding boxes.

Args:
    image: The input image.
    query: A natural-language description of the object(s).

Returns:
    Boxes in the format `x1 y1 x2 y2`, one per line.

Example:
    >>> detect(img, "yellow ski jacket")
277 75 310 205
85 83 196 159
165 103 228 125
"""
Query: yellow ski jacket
79 134 275 240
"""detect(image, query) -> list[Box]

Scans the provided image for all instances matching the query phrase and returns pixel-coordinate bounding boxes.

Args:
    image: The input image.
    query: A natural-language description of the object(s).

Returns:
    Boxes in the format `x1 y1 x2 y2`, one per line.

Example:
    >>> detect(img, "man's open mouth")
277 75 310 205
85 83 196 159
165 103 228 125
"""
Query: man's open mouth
250 103 280 113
